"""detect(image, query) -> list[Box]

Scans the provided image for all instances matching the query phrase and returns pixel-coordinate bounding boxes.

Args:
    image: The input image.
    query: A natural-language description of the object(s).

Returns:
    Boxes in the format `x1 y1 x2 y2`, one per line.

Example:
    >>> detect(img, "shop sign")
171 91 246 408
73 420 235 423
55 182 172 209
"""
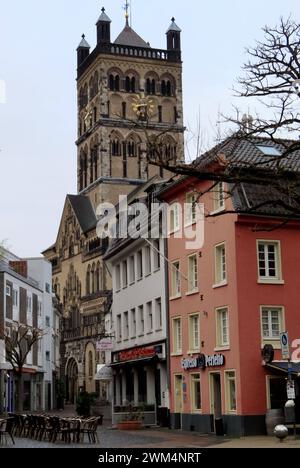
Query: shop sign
181 353 225 370
96 338 114 351
114 344 163 363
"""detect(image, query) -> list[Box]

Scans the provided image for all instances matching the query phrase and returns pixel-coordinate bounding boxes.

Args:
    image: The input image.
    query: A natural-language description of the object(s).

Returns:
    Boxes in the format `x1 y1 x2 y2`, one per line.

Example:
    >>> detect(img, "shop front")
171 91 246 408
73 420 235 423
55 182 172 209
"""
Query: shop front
111 342 168 426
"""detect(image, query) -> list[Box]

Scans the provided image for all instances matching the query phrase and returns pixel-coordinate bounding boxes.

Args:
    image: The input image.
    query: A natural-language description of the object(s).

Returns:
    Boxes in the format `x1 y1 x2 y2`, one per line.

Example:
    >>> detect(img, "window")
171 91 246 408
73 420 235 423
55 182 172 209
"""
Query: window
46 351 50 362
158 105 162 123
115 264 121 291
257 241 282 281
27 295 32 313
145 246 151 276
122 260 128 288
146 302 153 332
131 308 136 338
189 314 200 351
171 261 181 297
169 203 180 233
6 284 11 297
137 251 143 280
256 145 282 157
138 306 144 335
13 289 18 307
122 101 126 119
88 351 93 378
172 317 182 354
124 312 129 340
213 182 225 212
261 307 284 340
185 193 197 225
129 256 135 284
188 254 198 293
190 374 201 412
45 283 51 293
215 243 227 285
153 240 161 271
38 301 42 316
117 314 122 341
46 316 50 327
155 298 162 330
225 371 237 412
216 307 229 348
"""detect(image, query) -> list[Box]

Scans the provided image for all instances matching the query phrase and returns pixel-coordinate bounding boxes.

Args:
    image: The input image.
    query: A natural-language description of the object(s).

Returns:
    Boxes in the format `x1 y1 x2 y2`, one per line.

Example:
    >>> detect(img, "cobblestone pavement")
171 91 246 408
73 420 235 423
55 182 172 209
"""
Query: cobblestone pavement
1 426 228 449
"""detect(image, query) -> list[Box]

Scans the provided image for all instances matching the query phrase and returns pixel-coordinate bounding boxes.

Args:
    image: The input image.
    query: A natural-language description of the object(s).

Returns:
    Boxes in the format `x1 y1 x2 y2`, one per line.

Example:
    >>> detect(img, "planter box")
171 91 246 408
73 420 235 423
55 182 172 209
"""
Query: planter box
117 421 142 430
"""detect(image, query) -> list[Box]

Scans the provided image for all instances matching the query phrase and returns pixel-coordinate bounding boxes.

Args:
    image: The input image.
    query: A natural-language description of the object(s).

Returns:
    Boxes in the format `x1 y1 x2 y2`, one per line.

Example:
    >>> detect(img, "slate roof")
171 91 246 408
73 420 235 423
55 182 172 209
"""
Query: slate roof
166 18 182 33
68 195 97 233
77 35 90 49
97 8 111 23
114 25 150 48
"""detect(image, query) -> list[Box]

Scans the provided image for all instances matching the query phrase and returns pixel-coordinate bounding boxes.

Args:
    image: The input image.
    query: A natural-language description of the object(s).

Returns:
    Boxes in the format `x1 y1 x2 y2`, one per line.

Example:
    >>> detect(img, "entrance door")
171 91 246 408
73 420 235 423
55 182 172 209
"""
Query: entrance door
174 375 183 429
210 373 222 432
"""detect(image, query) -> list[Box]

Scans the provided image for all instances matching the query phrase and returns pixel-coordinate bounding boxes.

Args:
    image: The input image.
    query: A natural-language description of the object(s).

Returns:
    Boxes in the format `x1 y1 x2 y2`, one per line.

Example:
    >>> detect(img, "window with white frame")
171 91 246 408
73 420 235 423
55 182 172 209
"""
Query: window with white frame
185 193 197 225
138 305 144 335
122 260 128 288
145 245 151 276
45 316 50 327
257 241 281 281
172 317 182 354
13 289 18 307
190 373 201 412
169 202 180 233
153 239 161 270
129 256 135 284
189 314 200 351
216 307 229 347
6 284 11 297
261 306 284 340
124 311 129 340
214 182 225 211
131 308 136 338
27 295 32 313
225 371 237 412
171 261 181 297
117 314 122 341
155 298 162 330
146 301 153 332
115 264 121 291
137 250 143 280
188 254 198 292
215 243 227 285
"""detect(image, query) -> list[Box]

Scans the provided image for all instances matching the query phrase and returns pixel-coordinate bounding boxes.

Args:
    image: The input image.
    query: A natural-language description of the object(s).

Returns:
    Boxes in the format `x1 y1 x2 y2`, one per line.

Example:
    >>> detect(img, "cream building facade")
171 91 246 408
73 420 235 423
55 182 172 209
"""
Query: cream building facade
43 6 184 403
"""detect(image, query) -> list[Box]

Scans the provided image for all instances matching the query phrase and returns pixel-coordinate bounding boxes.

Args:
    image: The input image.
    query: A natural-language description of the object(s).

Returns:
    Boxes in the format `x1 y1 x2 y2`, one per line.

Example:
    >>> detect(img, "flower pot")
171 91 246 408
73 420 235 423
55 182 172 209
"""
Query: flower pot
117 420 142 430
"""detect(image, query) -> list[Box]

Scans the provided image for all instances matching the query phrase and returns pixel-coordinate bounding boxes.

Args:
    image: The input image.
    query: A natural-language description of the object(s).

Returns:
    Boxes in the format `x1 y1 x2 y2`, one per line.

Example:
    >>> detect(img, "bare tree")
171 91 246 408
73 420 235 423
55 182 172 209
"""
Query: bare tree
1 324 43 412
134 17 300 223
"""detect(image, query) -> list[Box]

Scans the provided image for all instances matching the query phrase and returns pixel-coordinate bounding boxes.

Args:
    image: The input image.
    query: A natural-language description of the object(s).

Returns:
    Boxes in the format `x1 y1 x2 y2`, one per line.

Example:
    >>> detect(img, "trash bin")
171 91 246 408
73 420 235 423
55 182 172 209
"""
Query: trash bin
284 400 296 424
215 418 224 436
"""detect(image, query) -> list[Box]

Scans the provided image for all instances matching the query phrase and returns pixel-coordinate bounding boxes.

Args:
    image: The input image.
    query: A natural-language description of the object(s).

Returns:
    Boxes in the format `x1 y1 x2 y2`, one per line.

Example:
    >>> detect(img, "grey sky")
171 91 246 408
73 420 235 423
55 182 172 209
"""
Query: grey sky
0 0 298 256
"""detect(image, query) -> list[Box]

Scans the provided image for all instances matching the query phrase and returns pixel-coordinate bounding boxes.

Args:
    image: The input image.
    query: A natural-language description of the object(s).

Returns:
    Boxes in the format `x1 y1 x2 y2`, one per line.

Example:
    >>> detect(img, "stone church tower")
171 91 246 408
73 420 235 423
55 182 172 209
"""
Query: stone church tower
76 7 184 209
43 6 184 404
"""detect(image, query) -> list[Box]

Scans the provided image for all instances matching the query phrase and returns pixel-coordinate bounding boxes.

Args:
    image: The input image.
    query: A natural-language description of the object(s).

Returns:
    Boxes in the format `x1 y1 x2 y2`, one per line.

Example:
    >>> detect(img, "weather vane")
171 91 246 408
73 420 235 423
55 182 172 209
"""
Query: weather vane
123 0 130 26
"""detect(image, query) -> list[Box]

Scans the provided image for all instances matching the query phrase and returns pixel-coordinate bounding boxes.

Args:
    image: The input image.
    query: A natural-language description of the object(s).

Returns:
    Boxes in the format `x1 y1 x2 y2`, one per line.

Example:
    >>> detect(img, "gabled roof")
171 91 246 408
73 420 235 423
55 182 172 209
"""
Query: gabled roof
114 25 150 48
67 195 97 234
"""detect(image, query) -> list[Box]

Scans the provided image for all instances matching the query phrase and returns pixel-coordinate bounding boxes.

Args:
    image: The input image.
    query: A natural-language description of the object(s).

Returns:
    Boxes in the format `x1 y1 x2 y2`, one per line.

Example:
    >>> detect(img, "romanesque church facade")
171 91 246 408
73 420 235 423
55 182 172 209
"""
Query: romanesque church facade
43 6 184 403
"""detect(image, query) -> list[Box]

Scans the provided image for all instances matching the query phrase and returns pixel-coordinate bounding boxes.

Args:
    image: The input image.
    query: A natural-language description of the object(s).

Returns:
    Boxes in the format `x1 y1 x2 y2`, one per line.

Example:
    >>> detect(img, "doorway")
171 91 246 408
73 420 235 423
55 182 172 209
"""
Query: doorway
210 373 222 432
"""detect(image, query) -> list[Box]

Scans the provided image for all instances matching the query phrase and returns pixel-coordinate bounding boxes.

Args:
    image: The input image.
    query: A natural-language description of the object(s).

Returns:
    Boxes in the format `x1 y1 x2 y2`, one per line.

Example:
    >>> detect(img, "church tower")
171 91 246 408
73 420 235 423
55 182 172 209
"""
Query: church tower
76 7 184 208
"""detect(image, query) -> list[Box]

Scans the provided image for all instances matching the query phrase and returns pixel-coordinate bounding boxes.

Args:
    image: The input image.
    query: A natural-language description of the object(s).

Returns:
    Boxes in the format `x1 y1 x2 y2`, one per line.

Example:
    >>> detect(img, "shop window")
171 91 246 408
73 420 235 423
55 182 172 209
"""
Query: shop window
225 371 237 412
190 374 201 412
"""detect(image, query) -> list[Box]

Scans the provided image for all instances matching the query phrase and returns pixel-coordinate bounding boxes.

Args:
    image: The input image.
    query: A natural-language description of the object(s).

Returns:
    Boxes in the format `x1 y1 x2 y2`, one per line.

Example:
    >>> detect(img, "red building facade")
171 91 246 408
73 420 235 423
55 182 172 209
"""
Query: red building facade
161 139 300 436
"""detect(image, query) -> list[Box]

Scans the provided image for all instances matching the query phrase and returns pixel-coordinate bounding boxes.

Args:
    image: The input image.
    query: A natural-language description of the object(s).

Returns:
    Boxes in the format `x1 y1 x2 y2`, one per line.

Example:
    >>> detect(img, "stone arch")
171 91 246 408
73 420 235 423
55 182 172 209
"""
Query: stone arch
85 342 96 393
65 358 79 404
144 71 159 95
107 67 124 91
160 73 176 97
124 69 140 93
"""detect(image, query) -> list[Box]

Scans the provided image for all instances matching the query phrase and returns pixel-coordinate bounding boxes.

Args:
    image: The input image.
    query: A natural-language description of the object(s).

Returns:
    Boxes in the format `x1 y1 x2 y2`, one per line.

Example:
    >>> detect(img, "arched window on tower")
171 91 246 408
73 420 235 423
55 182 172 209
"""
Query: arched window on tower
111 139 121 156
96 262 101 291
131 77 136 93
88 350 93 379
86 266 91 295
125 76 131 93
91 263 95 294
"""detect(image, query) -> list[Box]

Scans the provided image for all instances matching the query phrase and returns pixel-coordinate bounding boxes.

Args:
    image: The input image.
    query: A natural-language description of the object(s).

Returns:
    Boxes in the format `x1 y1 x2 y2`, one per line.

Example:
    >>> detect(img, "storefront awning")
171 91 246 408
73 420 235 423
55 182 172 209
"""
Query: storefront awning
266 361 300 376
94 364 113 381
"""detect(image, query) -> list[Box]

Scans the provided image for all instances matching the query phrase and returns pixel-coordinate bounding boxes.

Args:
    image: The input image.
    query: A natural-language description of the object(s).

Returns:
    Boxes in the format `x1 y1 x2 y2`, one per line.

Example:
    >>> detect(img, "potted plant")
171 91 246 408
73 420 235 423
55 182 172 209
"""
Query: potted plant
116 403 143 430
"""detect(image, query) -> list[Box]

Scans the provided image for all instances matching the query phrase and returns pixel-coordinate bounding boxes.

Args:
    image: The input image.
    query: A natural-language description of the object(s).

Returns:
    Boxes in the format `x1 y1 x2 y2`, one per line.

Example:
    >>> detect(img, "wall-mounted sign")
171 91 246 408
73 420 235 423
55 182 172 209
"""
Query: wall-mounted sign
96 338 114 351
280 332 290 360
181 353 225 371
114 344 164 363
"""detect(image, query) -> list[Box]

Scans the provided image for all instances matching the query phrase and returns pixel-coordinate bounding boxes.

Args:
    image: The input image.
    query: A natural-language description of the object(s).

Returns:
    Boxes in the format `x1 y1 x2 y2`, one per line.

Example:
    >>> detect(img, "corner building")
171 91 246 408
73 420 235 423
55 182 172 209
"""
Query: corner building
43 7 184 404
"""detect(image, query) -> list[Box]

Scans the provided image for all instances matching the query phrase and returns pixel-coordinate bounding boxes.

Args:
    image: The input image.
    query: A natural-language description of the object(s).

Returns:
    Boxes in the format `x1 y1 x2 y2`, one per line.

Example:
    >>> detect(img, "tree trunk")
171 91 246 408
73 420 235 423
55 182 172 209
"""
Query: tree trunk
15 372 24 413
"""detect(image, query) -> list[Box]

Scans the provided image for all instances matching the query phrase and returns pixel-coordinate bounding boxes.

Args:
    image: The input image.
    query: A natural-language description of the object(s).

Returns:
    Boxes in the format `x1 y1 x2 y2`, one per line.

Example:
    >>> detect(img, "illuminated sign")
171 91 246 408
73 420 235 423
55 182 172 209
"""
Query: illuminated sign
181 354 225 370
114 344 163 363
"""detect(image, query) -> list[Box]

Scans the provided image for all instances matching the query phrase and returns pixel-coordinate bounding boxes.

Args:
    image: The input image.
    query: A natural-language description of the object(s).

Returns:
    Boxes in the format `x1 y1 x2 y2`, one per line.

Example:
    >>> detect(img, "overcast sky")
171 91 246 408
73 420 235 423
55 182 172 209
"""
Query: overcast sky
0 0 298 256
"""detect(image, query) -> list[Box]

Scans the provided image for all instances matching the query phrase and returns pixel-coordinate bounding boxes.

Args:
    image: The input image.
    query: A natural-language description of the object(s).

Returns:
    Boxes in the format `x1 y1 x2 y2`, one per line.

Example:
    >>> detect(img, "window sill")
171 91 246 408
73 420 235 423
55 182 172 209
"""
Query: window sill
169 228 180 236
186 289 199 296
187 350 201 355
257 279 284 285
184 221 197 228
138 334 144 338
146 331 153 335
210 207 226 216
214 346 230 352
129 282 135 286
191 409 202 414
145 272 151 278
170 294 182 301
155 328 163 333
261 340 281 350
171 352 183 357
213 281 228 289
153 268 160 273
